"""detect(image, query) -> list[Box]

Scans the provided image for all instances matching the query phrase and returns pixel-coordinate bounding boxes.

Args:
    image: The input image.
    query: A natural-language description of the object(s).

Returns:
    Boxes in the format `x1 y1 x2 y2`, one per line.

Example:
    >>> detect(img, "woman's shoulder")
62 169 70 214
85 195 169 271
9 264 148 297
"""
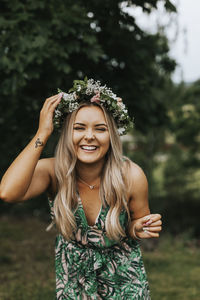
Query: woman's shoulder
122 157 148 196
38 157 57 196
39 157 55 174
122 156 145 177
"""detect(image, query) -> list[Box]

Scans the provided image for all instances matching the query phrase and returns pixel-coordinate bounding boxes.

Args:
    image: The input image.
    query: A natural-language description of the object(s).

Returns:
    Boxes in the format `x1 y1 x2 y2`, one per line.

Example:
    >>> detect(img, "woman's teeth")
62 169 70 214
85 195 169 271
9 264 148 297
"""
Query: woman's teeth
81 146 97 151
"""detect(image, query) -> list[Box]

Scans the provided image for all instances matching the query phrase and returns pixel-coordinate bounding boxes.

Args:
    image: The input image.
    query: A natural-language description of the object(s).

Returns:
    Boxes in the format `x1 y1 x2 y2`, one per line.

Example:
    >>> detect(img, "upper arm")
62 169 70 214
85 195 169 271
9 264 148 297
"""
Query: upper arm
20 158 56 201
125 161 150 220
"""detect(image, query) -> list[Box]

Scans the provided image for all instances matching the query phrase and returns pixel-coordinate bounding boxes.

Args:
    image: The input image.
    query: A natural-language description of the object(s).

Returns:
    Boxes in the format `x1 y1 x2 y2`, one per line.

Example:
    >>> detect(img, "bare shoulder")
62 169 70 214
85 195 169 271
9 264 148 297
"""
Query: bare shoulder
44 157 55 173
122 157 147 182
122 158 150 218
37 157 57 195
129 161 147 183
122 158 148 198
37 157 55 175
18 157 56 202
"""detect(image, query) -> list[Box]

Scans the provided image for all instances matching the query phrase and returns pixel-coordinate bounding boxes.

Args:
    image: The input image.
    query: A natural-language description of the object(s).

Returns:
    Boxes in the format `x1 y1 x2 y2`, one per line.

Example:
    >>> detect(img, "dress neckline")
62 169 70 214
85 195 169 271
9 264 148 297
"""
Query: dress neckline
77 194 102 228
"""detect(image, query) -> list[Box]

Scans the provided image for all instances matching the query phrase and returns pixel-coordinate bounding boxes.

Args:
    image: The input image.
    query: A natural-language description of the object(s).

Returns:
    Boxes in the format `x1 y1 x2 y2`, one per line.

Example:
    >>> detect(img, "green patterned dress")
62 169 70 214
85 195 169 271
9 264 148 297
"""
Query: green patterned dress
48 195 150 299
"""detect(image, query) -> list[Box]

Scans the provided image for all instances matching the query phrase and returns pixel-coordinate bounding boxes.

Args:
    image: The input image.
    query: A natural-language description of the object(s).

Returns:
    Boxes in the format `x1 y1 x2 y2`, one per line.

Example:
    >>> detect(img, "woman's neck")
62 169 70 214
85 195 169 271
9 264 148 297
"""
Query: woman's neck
76 159 105 183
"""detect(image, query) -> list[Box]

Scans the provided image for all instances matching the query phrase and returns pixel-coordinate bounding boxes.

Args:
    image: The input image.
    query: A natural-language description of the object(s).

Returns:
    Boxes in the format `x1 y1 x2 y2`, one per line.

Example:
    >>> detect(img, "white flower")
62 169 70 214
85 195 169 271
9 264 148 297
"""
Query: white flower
54 78 133 135
118 127 126 135
55 110 61 116
62 93 69 100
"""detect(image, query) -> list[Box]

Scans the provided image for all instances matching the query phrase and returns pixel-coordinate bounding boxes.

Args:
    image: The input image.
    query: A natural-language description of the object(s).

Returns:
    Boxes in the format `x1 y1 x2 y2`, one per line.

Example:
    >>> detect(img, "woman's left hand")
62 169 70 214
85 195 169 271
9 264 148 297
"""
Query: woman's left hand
131 214 162 239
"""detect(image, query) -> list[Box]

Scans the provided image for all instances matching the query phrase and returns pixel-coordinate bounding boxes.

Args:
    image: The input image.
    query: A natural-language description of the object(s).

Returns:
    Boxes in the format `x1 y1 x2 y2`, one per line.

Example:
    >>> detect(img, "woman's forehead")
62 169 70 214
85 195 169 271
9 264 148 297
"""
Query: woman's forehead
75 106 107 124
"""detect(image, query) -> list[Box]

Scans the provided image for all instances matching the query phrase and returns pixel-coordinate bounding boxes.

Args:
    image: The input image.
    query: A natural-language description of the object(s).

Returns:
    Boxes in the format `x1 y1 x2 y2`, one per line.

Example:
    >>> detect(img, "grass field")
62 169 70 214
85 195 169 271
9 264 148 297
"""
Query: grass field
0 216 199 300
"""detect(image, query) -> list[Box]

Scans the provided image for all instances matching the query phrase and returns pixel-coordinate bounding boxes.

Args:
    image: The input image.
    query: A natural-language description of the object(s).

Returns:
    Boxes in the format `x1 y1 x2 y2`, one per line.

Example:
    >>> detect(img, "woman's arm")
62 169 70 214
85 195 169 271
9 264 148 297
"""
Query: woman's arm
126 161 162 239
0 94 62 203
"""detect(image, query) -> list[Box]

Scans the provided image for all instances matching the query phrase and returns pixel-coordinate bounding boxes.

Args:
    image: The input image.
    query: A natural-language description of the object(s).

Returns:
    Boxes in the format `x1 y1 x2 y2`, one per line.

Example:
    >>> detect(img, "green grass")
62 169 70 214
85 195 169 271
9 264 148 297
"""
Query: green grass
0 216 56 300
0 216 200 300
143 235 200 300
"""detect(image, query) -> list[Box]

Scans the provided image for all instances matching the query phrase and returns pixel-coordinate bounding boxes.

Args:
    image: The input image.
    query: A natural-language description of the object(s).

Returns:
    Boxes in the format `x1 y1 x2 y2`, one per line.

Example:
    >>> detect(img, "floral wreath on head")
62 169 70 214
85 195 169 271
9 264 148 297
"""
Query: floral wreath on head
53 77 133 135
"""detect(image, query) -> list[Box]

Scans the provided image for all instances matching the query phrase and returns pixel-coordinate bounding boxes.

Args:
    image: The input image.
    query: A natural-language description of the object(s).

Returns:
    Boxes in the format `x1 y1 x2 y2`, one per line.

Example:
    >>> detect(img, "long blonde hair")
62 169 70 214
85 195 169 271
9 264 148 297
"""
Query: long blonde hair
53 103 131 241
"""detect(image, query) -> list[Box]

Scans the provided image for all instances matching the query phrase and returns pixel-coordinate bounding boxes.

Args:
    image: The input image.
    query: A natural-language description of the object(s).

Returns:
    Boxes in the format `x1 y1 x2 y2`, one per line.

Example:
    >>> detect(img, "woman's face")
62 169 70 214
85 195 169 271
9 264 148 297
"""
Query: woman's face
73 105 110 165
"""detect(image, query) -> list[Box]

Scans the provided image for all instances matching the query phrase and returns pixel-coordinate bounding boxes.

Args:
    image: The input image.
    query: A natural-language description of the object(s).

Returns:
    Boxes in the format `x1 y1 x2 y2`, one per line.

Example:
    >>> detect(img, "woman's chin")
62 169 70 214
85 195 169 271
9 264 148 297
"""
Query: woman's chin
77 155 105 165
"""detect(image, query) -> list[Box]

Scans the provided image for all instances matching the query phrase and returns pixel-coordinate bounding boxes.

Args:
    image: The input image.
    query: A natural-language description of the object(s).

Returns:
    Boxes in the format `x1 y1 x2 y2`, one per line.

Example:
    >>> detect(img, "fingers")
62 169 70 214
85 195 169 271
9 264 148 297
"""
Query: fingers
142 214 162 226
143 226 162 233
142 213 162 238
45 92 63 102
144 232 160 238
132 213 162 240
133 214 162 232
44 95 60 109
44 93 63 111
137 229 160 240
38 93 63 136
150 220 162 226
142 227 160 237
49 95 63 113
143 216 162 237
40 94 63 119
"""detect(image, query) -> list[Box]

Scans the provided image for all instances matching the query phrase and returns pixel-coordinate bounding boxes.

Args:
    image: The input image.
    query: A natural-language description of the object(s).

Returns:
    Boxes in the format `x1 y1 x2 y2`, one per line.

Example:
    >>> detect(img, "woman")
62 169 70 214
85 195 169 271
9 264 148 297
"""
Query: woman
0 78 162 299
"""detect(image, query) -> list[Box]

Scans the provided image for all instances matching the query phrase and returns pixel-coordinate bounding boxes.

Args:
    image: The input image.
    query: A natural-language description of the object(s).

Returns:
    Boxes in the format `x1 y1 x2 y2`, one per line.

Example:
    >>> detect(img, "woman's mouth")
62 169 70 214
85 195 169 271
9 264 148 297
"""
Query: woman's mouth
80 145 98 152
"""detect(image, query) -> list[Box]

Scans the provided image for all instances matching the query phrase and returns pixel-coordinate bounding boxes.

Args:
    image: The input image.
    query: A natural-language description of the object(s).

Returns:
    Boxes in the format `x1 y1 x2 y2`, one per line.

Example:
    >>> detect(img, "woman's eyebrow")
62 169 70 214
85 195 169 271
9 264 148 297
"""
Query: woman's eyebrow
74 122 86 126
74 122 107 127
95 123 108 127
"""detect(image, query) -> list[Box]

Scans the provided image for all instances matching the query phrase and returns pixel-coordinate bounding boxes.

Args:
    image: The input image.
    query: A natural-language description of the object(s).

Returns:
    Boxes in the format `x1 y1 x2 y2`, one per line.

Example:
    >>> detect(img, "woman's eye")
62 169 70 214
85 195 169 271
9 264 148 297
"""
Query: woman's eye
96 128 106 132
73 127 106 132
74 127 84 130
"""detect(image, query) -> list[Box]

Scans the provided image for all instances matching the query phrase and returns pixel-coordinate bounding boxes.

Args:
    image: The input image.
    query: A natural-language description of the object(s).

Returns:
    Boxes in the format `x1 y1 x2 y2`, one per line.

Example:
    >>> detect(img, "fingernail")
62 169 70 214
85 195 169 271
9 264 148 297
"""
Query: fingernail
145 220 152 226
143 227 149 231
59 92 63 97
143 229 151 235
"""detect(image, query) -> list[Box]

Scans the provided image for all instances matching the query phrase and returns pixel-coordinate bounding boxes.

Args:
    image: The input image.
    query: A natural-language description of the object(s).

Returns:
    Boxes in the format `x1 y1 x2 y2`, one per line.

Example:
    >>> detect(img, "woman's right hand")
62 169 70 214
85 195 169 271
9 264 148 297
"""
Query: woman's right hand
132 214 162 240
38 93 63 137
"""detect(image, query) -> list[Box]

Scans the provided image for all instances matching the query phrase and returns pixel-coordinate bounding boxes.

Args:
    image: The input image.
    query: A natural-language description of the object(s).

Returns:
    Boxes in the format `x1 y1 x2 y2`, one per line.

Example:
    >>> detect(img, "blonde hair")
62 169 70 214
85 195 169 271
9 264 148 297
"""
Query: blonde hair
53 103 131 241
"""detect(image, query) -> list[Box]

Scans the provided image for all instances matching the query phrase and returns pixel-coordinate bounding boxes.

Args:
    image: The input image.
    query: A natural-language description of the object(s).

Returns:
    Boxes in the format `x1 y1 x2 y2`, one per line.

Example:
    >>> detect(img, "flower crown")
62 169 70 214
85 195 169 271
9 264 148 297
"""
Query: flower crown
53 77 133 135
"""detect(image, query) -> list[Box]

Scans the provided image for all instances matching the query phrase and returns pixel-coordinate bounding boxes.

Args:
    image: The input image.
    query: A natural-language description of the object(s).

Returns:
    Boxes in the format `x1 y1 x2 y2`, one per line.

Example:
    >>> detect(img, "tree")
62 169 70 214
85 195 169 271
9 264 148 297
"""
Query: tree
161 80 200 236
0 0 176 214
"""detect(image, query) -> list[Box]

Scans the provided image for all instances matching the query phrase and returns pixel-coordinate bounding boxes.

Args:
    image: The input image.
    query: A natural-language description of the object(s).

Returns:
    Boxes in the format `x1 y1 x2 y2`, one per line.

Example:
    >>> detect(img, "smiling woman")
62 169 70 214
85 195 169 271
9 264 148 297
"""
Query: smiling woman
0 78 162 299
73 105 110 165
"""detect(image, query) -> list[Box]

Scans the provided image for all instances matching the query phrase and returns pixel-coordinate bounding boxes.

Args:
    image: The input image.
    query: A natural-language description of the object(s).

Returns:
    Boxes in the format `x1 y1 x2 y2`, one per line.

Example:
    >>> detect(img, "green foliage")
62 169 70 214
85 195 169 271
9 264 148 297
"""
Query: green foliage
172 80 200 151
0 0 178 223
0 0 103 172
0 0 176 171
159 80 200 236
123 78 200 237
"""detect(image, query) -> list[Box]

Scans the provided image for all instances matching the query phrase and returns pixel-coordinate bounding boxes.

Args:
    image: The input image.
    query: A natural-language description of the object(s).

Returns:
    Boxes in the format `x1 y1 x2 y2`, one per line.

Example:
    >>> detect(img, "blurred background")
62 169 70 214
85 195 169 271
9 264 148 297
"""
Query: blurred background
0 0 200 299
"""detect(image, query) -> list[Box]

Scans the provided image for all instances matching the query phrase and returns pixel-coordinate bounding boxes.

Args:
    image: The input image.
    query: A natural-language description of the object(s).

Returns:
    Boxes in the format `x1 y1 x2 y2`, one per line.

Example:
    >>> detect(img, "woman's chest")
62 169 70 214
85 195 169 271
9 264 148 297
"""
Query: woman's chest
78 188 102 226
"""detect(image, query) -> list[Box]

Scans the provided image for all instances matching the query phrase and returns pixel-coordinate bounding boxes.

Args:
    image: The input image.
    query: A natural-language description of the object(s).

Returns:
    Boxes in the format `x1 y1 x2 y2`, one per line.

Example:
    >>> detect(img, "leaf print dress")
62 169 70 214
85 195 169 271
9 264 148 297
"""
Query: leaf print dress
48 195 151 300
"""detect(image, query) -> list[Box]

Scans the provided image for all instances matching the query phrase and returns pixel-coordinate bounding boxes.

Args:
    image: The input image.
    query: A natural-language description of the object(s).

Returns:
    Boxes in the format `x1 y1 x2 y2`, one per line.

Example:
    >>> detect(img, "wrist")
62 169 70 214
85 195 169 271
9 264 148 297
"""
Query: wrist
129 223 142 241
36 129 51 141
34 131 49 148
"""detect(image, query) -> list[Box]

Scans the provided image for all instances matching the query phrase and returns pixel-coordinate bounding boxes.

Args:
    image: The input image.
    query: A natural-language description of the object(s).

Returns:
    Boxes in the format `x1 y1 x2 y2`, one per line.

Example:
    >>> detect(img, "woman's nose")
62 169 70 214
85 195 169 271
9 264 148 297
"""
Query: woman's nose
85 130 95 140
